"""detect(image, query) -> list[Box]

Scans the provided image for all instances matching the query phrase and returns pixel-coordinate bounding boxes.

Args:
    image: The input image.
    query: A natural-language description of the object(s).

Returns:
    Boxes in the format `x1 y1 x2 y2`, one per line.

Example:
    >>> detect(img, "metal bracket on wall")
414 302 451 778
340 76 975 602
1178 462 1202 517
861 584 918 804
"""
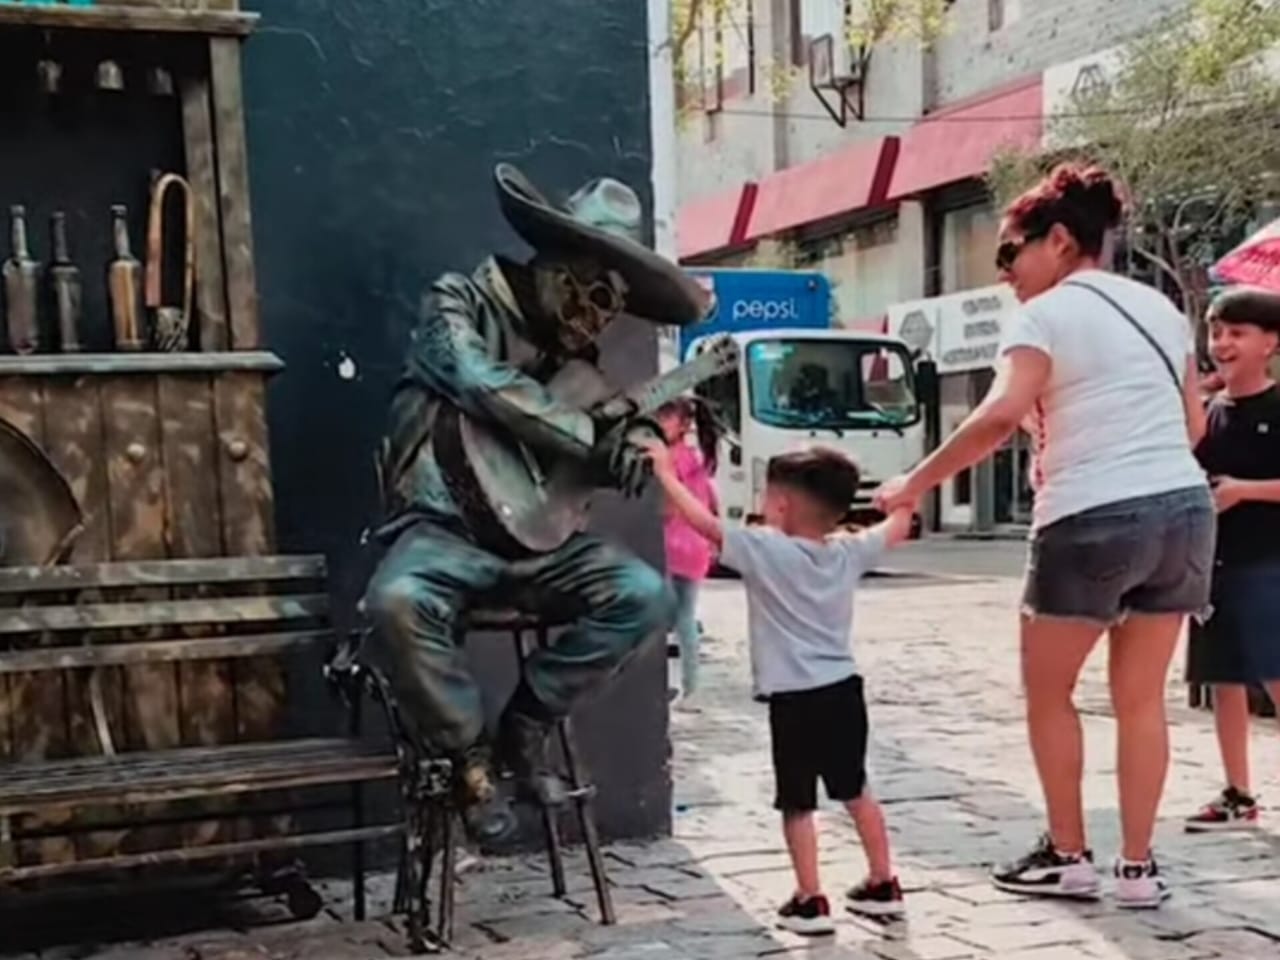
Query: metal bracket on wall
808 34 866 128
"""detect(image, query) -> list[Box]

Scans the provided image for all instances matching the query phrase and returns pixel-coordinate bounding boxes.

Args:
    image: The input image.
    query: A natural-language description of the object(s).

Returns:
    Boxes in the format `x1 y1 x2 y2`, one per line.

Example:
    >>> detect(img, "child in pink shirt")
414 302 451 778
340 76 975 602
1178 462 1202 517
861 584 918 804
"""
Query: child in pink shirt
656 399 719 705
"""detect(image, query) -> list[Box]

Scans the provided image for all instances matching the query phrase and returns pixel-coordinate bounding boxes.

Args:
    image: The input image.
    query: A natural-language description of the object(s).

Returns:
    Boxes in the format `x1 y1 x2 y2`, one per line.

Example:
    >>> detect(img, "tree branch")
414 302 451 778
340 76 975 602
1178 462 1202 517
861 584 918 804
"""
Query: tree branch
672 0 704 59
1130 241 1188 296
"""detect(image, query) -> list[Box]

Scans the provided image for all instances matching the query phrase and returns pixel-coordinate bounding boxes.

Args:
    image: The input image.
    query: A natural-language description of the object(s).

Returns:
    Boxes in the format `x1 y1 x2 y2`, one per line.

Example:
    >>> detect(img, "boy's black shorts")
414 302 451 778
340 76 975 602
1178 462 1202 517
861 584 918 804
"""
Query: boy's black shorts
768 674 868 813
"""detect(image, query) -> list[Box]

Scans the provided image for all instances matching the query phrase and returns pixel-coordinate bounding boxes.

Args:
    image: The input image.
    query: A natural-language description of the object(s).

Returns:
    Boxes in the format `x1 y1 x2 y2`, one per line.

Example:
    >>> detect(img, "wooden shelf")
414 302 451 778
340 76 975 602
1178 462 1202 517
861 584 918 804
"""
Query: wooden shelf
0 351 283 375
0 4 257 37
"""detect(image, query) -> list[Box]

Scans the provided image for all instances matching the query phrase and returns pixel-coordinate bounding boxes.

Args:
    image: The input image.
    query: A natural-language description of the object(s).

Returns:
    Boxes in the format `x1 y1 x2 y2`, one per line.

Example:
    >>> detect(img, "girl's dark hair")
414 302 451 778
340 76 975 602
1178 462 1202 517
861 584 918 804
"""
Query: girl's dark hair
1005 163 1125 258
657 397 721 476
692 399 720 477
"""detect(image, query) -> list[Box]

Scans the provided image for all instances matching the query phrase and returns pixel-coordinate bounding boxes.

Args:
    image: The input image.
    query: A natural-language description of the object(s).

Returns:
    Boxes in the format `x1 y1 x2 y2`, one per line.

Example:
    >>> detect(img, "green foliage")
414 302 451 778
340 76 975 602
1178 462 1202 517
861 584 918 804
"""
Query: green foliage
845 0 952 51
987 0 1280 317
671 0 948 115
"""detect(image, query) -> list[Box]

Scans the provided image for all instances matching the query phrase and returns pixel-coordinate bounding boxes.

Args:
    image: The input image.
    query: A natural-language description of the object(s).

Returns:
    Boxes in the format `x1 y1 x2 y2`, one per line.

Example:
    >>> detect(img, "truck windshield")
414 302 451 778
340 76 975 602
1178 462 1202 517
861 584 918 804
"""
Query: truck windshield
745 338 919 431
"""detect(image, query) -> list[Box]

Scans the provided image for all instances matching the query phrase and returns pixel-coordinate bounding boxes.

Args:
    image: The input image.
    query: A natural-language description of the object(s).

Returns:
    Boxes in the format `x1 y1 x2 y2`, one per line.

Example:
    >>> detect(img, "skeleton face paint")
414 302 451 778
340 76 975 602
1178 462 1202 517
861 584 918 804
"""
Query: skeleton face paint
534 260 629 354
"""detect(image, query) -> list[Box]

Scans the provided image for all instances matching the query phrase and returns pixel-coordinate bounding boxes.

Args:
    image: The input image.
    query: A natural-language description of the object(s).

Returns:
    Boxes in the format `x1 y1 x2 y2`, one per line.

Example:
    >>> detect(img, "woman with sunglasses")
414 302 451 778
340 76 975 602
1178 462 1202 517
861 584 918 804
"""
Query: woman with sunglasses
875 164 1212 908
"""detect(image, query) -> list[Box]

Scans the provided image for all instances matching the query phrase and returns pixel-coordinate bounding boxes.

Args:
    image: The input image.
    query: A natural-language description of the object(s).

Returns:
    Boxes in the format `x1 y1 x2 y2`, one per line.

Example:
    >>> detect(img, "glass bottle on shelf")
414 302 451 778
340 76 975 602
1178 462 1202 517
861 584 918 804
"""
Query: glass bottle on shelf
49 212 83 354
107 205 145 352
3 205 42 355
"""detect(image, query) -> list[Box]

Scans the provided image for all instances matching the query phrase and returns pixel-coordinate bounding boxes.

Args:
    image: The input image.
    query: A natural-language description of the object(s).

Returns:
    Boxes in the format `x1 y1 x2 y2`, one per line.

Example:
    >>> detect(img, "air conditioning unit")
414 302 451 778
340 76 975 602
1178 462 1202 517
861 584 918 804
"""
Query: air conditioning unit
809 33 863 91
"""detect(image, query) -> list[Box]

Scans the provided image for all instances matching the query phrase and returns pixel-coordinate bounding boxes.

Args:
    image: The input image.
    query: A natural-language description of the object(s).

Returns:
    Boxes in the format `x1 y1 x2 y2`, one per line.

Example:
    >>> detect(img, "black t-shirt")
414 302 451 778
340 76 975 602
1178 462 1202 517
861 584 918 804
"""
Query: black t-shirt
1195 385 1280 566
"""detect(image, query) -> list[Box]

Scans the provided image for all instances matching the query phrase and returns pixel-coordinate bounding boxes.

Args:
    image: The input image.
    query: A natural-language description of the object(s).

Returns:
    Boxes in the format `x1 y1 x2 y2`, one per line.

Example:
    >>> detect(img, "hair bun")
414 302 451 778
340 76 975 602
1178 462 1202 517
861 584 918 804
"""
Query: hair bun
1051 163 1124 229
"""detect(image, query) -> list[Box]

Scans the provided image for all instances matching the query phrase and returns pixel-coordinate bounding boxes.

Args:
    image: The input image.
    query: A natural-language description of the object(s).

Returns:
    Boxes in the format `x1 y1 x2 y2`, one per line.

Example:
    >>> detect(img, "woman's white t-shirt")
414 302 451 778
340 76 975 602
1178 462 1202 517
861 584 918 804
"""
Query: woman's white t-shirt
998 270 1207 531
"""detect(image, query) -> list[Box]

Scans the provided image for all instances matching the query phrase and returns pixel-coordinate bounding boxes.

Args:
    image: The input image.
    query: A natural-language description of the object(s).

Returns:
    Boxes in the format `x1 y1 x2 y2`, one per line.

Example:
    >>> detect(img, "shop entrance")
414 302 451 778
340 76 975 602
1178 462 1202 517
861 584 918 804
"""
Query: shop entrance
972 368 1034 531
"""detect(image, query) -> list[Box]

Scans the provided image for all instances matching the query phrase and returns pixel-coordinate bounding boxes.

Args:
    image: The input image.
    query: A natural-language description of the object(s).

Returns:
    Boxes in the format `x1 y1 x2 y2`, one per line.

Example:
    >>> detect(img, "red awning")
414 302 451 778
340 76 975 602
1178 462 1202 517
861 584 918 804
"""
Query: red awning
676 183 758 260
745 137 899 240
888 77 1043 200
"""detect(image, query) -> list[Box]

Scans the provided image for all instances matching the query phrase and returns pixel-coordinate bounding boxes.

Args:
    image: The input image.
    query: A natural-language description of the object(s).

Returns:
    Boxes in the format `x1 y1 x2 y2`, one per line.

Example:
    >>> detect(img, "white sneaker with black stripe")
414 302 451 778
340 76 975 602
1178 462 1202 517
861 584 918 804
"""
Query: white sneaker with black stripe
991 834 1101 900
1114 856 1172 909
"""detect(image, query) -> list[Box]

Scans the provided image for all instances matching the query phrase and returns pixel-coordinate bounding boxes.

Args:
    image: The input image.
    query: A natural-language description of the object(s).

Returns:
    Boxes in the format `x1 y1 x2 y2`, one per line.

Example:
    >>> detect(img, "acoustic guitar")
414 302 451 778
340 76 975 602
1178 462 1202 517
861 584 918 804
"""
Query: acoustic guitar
438 336 738 555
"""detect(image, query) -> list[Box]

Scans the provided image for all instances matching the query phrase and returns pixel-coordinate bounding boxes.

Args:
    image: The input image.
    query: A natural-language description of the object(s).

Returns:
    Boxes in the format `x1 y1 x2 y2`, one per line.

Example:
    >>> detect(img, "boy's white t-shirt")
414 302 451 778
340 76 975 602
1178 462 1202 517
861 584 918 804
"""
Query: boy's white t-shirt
720 526 886 698
999 270 1206 530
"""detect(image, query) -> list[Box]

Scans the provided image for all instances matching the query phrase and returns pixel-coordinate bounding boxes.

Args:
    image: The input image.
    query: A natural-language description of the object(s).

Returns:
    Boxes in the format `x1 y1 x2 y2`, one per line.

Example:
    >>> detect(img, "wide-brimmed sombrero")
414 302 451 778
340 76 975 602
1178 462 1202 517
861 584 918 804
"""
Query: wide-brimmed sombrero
495 163 711 326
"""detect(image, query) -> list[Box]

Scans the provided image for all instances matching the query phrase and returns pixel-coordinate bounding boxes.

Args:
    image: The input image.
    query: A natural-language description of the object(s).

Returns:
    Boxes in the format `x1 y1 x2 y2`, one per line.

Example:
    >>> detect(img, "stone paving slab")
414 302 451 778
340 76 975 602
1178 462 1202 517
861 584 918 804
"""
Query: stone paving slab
8 550 1280 959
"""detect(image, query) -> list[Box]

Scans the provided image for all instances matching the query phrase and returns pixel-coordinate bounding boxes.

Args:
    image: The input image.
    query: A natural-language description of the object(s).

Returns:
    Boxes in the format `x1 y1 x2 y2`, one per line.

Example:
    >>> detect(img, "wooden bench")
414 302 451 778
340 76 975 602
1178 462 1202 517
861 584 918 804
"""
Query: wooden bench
0 554 402 920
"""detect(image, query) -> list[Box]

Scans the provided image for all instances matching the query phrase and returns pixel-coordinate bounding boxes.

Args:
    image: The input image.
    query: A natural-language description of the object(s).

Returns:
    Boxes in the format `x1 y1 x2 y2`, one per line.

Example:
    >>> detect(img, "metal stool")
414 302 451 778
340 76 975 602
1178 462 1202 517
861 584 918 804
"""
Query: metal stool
396 607 616 952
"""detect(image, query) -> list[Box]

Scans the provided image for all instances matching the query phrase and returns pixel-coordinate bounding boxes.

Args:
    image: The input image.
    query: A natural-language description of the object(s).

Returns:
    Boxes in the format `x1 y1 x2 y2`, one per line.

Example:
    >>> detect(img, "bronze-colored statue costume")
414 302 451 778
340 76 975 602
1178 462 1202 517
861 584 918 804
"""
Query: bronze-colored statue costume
364 165 710 841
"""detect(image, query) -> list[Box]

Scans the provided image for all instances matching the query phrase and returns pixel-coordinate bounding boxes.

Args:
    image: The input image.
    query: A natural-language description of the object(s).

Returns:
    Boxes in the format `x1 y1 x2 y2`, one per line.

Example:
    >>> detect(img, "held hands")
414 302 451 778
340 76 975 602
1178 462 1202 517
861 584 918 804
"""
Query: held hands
872 473 921 516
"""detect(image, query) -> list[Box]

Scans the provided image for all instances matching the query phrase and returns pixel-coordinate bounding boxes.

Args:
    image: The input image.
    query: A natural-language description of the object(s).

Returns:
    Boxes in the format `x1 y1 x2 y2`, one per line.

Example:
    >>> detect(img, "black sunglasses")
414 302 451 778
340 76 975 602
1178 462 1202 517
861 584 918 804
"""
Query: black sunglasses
995 227 1050 272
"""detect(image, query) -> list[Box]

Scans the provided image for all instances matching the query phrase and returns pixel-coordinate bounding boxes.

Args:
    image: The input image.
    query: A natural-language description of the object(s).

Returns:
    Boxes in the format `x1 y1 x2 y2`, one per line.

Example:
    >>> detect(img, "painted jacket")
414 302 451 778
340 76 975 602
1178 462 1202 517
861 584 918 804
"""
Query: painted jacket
377 258 597 544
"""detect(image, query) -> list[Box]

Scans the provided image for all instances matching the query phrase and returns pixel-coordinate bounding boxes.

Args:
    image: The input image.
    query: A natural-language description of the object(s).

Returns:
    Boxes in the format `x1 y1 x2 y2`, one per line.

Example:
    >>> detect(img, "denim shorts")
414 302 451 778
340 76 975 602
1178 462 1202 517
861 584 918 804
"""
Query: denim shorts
1023 486 1216 626
1187 562 1280 684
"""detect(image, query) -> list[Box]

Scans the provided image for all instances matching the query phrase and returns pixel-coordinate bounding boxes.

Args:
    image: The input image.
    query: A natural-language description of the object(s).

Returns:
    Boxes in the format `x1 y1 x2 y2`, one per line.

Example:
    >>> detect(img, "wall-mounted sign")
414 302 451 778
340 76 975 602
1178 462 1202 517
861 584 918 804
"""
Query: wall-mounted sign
1041 45 1125 148
887 284 1018 374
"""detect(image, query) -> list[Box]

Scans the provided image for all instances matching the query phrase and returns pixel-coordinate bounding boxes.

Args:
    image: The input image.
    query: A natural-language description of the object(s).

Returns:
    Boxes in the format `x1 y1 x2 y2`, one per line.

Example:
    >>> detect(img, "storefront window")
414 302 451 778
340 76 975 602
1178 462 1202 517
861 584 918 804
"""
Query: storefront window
942 204 1000 292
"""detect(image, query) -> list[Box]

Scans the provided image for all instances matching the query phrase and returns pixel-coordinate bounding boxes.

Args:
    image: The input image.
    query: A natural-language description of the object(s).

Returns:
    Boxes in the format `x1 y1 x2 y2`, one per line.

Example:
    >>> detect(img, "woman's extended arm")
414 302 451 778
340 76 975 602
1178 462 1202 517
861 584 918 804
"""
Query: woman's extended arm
876 347 1050 510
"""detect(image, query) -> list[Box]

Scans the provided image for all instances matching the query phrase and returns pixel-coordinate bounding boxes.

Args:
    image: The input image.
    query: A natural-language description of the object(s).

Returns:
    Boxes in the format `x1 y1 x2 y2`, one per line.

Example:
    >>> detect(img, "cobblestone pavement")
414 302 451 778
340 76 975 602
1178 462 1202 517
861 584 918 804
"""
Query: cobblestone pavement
18 543 1280 959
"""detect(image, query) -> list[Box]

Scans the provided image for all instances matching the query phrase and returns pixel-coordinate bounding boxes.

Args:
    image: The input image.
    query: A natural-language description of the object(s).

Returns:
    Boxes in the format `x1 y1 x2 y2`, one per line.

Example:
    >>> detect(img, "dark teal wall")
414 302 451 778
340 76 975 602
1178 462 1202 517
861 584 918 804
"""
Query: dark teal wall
241 1 671 841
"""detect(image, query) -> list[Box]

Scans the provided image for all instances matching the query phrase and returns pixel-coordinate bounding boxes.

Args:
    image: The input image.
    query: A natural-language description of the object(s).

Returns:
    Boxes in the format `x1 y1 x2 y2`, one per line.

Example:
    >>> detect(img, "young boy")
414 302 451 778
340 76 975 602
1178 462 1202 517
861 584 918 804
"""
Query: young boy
1185 287 1280 831
645 441 914 934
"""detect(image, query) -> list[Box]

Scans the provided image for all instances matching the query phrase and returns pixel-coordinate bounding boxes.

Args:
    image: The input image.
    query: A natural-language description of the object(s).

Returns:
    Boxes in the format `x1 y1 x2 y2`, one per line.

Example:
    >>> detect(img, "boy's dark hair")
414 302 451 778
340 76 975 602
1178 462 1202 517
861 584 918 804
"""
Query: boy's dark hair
1210 287 1280 335
766 447 859 517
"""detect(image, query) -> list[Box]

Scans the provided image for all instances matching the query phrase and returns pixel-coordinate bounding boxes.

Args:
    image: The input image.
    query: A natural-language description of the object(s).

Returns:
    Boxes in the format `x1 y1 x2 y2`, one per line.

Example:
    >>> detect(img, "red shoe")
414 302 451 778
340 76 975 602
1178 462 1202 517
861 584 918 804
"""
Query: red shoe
1185 787 1260 833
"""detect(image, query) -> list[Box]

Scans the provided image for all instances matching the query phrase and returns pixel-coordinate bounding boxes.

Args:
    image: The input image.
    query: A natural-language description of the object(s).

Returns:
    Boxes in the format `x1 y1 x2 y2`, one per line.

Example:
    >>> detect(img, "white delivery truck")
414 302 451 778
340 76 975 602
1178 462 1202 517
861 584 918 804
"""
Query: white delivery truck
679 269 931 533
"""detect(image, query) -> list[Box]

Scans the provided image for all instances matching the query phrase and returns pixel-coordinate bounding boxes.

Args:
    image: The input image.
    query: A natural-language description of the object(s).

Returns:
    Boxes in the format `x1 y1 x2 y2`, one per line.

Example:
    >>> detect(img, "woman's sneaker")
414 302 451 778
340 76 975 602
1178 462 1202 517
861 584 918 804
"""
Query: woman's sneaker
1114 856 1171 909
776 894 835 935
846 877 905 918
1185 787 1260 833
991 834 1101 899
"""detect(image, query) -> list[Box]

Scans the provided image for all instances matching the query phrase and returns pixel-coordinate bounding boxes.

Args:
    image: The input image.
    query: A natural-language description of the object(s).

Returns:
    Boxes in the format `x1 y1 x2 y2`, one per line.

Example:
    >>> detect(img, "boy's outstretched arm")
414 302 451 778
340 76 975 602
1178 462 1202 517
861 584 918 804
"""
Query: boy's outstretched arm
871 506 915 550
641 440 724 550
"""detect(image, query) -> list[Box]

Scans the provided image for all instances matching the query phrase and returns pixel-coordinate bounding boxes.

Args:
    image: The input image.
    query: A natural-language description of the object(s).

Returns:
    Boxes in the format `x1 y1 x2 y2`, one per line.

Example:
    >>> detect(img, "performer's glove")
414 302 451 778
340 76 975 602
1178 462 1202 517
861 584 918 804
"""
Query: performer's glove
589 415 661 497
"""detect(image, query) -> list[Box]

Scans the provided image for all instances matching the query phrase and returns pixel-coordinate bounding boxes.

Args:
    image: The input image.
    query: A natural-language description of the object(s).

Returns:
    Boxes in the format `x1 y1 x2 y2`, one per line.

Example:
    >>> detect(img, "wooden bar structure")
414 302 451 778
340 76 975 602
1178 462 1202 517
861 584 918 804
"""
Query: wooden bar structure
0 0 328 894
0 5 257 36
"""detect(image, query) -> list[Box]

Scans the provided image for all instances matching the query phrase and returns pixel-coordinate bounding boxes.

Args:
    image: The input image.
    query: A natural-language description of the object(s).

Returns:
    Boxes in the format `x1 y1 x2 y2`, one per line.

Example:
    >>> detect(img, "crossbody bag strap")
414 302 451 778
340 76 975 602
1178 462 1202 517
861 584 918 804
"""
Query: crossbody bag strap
1062 280 1182 390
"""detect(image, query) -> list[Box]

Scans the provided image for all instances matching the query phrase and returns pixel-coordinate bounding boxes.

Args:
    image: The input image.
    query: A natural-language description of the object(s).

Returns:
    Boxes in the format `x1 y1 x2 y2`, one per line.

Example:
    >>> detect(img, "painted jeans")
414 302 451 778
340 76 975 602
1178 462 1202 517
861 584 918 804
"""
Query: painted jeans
365 520 675 754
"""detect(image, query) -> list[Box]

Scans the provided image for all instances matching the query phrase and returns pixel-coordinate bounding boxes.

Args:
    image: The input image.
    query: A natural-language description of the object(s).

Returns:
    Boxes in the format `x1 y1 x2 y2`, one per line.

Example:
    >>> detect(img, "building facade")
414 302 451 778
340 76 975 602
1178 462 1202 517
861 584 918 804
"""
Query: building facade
675 0 1197 533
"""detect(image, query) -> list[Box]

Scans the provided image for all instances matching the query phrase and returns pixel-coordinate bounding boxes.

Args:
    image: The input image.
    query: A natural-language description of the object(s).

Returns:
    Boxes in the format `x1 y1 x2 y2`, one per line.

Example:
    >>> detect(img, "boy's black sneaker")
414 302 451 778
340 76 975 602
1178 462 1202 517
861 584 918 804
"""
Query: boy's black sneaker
1185 786 1260 833
846 877 905 918
776 894 835 936
991 834 1100 899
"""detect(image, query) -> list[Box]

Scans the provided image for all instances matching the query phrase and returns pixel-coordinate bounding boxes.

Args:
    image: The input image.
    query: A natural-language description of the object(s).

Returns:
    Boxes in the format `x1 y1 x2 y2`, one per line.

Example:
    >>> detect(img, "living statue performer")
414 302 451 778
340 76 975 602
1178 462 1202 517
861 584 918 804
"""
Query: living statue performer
365 164 711 843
